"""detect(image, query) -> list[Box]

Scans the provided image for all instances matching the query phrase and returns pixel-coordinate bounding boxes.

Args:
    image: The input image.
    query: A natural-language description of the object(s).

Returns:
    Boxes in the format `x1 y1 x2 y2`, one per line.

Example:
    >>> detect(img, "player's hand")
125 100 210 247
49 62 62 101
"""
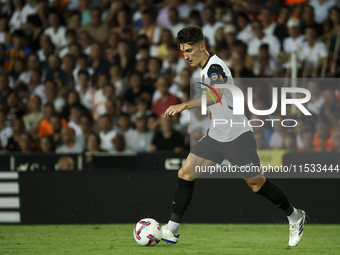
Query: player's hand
163 103 186 117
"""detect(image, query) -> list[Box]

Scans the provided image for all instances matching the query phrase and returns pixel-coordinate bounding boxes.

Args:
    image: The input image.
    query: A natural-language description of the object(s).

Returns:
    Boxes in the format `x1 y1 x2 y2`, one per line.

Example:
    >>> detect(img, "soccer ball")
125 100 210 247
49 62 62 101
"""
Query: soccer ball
133 218 162 246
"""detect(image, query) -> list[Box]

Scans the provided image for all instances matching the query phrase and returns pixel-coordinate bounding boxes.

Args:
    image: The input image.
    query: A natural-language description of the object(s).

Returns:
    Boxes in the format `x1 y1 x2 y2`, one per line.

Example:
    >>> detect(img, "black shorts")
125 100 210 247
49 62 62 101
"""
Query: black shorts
191 131 261 178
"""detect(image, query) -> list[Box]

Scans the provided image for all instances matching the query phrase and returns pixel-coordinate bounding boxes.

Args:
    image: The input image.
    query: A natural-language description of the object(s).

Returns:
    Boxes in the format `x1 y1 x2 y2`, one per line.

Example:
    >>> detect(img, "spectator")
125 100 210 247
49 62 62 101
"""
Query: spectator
15 82 30 105
230 52 254 78
61 90 81 119
152 75 181 117
235 12 254 44
112 8 137 40
58 29 77 59
282 133 297 151
104 99 119 127
298 130 316 152
331 127 340 152
299 27 327 70
79 0 91 26
111 133 134 154
45 54 71 89
9 58 26 84
9 0 25 33
223 24 238 51
281 17 305 70
17 132 35 153
124 72 145 105
22 94 43 133
39 135 55 152
125 112 153 152
0 16 10 45
98 114 117 151
254 131 267 150
202 6 224 48
319 89 340 128
17 53 41 85
104 32 119 63
309 0 336 24
253 44 279 78
300 5 323 36
328 6 340 32
56 126 83 153
261 6 277 36
0 110 13 148
248 20 281 60
7 92 26 121
0 74 12 104
109 63 125 97
89 42 110 83
140 9 161 46
25 15 44 52
20 0 41 25
269 116 287 149
273 5 291 44
150 115 184 152
76 70 94 110
152 28 174 61
29 69 45 101
61 54 76 87
113 40 135 78
58 156 75 170
67 11 82 31
116 113 133 136
163 43 187 77
78 31 92 55
306 80 324 115
78 8 109 43
44 114 65 146
36 34 55 63
44 10 67 50
188 10 203 27
313 121 336 151
93 84 115 121
79 114 93 146
44 80 65 113
5 30 32 71
168 7 186 38
73 54 94 85
93 72 109 106
6 117 25 151
68 103 86 144
147 113 160 134
132 0 156 30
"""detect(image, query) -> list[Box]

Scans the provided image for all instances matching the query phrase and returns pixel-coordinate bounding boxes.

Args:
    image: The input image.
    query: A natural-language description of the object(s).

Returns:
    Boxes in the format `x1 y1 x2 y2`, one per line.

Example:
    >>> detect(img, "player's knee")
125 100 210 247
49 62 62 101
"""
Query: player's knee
250 183 262 193
178 168 191 181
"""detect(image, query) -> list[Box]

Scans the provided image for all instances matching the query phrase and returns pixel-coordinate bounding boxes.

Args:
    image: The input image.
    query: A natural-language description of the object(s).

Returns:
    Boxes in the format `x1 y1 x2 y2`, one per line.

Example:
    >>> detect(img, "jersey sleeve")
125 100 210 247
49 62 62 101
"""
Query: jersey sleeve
207 64 228 85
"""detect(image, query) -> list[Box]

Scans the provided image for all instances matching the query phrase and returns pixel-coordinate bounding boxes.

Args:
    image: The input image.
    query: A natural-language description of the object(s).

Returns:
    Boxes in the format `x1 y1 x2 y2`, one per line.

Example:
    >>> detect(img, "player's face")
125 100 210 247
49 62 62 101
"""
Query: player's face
179 43 204 67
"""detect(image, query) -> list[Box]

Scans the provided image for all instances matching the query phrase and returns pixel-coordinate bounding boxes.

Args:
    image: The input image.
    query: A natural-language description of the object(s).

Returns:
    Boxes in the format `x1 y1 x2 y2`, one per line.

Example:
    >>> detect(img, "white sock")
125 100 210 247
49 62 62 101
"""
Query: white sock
287 208 301 223
167 220 180 235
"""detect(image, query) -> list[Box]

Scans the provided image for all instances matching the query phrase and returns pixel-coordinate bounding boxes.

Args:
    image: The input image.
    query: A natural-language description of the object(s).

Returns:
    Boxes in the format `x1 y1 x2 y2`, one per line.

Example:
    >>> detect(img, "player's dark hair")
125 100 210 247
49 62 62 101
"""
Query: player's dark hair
176 25 204 47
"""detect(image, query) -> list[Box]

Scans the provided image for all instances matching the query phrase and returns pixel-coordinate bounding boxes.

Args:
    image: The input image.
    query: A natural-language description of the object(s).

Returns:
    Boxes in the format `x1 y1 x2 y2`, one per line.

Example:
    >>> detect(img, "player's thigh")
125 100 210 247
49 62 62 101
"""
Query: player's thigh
179 153 216 181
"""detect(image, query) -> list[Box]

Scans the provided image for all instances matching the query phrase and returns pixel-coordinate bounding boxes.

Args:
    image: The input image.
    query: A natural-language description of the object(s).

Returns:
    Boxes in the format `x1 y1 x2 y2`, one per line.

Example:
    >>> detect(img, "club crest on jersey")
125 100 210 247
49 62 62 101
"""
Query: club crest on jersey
209 72 223 83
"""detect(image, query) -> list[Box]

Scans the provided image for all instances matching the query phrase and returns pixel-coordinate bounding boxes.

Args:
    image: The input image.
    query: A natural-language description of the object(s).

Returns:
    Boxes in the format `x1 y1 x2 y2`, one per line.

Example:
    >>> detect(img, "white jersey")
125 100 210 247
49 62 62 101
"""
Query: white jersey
199 53 252 142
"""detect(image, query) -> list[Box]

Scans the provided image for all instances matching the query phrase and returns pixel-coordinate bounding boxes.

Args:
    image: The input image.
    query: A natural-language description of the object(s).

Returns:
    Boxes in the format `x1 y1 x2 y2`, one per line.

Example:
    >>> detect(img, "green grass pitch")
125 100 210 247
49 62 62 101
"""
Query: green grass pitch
1 224 339 255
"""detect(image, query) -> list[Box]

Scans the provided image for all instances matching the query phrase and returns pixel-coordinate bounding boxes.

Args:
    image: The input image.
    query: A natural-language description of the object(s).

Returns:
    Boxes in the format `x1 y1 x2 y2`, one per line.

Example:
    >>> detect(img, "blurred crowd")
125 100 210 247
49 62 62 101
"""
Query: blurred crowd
0 0 340 157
